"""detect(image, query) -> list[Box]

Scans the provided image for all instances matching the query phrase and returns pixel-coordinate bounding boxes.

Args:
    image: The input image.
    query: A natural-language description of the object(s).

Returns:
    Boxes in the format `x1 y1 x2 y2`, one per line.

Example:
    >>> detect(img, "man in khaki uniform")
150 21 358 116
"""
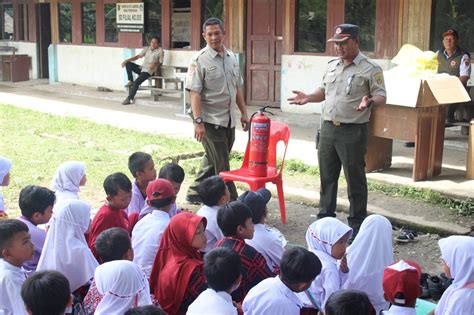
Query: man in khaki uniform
185 17 249 203
288 24 386 237
121 36 164 105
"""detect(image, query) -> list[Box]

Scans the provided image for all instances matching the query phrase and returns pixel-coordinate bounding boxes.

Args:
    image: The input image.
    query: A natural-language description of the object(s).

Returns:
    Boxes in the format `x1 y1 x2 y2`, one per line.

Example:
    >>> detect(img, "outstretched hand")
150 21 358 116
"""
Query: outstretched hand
288 90 310 105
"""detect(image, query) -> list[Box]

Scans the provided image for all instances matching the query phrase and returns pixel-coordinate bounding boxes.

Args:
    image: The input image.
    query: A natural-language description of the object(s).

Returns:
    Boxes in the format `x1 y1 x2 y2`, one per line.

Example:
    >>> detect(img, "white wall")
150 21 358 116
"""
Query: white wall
0 41 38 79
56 46 197 90
280 54 391 114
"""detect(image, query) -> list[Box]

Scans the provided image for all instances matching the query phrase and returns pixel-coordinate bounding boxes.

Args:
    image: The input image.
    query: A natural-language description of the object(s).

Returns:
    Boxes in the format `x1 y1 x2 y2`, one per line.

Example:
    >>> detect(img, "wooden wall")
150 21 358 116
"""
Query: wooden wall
398 0 433 50
225 0 245 53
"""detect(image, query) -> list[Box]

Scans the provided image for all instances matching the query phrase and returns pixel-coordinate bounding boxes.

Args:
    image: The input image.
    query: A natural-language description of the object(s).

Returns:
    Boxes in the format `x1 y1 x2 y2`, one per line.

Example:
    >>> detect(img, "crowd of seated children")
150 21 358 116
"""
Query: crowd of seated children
83 227 134 313
243 247 322 315
303 217 352 312
238 188 284 273
382 260 422 315
127 152 157 216
50 161 87 204
17 185 55 272
94 260 152 314
149 212 208 315
88 172 132 259
216 201 275 303
343 214 394 313
187 247 241 314
132 179 175 278
21 270 71 315
0 219 34 315
0 156 12 218
196 176 229 253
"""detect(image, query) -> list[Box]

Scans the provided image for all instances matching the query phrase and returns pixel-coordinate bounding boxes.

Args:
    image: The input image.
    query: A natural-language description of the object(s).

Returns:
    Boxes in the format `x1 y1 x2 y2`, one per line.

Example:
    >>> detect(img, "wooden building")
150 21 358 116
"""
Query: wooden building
1 0 473 111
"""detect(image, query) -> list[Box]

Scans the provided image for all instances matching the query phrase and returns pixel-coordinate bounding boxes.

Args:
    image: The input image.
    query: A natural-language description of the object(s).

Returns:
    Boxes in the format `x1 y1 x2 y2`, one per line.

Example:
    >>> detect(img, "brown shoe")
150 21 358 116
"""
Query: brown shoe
124 81 134 88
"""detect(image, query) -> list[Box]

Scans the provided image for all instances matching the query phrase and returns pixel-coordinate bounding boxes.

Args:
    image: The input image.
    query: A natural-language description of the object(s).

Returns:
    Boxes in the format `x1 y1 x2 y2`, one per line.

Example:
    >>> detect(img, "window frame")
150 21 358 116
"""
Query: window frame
57 1 73 44
1 1 14 41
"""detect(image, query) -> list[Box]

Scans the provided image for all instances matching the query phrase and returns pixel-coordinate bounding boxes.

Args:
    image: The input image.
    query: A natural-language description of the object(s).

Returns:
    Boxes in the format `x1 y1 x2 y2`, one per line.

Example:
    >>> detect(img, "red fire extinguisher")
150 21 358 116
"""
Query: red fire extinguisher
248 106 272 177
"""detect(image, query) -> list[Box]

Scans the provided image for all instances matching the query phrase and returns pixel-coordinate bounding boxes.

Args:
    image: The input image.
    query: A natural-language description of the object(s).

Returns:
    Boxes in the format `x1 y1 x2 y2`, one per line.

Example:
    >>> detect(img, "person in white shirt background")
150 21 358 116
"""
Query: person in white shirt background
0 219 34 315
21 270 72 315
243 247 322 315
187 247 241 315
132 179 175 278
196 176 230 253
382 260 422 315
239 188 284 273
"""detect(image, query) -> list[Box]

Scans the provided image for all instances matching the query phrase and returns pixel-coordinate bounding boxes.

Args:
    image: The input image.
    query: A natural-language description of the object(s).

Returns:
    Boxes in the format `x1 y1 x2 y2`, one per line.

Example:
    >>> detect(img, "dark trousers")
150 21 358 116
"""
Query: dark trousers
317 121 368 230
187 123 238 200
125 62 150 100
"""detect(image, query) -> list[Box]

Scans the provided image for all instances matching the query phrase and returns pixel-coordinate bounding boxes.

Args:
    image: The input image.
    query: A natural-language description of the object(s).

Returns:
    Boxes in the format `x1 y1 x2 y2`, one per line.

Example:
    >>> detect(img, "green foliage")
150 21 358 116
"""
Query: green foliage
295 0 327 53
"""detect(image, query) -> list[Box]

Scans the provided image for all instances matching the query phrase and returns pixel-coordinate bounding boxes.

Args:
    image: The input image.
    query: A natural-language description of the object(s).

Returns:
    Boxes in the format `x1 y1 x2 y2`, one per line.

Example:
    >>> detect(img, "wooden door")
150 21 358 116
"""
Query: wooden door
246 0 283 107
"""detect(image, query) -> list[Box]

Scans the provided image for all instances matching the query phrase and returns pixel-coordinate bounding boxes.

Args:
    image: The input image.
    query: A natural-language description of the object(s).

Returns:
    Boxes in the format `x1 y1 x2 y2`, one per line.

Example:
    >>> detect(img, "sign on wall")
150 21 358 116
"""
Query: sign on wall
117 3 144 32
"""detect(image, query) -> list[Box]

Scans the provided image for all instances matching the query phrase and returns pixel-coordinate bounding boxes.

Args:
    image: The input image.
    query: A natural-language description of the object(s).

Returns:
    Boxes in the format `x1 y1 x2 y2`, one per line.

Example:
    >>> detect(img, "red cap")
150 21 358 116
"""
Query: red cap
146 179 176 201
442 28 459 39
383 260 422 306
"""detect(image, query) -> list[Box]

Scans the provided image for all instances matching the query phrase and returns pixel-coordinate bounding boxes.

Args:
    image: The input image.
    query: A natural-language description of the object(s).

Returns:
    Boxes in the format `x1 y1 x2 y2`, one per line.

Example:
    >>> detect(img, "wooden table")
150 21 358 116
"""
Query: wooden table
365 104 446 181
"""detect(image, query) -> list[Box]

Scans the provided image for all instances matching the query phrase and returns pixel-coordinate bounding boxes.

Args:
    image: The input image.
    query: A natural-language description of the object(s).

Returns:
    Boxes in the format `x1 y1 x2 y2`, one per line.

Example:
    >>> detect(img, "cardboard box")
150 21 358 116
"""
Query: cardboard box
384 71 471 107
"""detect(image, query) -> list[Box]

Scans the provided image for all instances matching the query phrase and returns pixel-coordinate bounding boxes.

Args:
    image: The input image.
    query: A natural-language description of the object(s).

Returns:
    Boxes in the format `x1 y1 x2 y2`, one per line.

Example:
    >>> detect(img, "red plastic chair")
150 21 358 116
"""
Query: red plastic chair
220 121 290 224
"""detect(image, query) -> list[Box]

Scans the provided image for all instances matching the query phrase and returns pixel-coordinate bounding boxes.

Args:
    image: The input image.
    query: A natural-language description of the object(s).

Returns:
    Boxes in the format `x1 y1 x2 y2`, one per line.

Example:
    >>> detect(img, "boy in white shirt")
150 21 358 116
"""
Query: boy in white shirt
238 188 284 272
243 247 322 315
187 247 241 315
196 176 230 253
382 260 422 315
0 219 35 315
325 290 372 315
132 179 176 277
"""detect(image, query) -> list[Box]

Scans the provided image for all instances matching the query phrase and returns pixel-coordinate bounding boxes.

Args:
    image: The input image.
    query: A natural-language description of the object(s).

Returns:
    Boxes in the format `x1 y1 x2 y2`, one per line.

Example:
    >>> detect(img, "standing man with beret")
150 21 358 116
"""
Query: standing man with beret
288 24 386 239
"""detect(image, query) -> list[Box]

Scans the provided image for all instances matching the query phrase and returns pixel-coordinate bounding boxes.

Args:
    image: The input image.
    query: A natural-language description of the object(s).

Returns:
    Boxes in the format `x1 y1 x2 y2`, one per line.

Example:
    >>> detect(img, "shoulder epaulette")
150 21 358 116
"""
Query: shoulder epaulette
191 47 207 62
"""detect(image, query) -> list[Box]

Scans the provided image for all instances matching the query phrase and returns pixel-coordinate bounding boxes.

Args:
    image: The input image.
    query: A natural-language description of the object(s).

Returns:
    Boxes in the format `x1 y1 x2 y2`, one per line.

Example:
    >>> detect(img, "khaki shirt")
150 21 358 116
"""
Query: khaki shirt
186 45 242 128
139 47 164 75
320 52 386 124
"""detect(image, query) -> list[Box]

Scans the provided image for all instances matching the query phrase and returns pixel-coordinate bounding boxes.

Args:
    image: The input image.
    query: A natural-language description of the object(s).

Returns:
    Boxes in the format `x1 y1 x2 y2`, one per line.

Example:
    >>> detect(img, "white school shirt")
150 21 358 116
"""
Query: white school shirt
245 223 284 271
344 215 393 314
381 305 416 315
132 210 170 278
0 259 28 315
242 276 302 315
187 288 237 315
127 181 145 215
196 205 224 253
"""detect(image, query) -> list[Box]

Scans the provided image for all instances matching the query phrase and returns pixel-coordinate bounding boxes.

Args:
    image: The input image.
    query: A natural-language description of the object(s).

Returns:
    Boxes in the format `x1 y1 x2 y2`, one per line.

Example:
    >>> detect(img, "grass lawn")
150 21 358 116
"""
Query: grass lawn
0 104 201 216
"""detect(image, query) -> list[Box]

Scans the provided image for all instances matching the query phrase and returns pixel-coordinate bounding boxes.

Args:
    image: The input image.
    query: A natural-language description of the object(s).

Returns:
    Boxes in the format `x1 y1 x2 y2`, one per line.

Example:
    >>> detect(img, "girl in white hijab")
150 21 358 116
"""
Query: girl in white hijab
0 156 12 215
434 235 474 315
343 215 394 314
94 260 152 315
300 217 352 312
51 161 87 203
37 199 99 292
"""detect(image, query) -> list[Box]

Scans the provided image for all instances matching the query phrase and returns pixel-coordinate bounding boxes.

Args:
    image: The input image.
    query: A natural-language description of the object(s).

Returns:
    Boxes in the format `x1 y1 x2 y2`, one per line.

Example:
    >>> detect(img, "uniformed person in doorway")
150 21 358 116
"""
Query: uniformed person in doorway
288 24 386 238
436 28 471 123
185 17 249 204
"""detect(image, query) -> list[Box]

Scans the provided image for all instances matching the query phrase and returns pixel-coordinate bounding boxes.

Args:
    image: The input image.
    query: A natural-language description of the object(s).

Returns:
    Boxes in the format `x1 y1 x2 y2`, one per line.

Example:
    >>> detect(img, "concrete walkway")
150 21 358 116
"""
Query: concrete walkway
0 79 472 234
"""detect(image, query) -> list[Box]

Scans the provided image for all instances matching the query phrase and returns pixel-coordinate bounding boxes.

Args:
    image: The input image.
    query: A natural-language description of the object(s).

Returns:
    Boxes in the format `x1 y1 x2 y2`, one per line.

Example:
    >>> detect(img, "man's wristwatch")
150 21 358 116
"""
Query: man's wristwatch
367 99 375 108
194 117 203 124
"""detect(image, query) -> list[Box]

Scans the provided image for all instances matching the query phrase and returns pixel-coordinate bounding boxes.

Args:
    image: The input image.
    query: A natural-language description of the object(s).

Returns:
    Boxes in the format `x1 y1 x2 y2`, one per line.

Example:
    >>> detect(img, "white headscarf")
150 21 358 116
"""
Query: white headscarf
51 161 86 193
306 217 352 256
435 236 474 315
95 260 152 315
37 199 98 291
0 156 12 211
344 215 394 313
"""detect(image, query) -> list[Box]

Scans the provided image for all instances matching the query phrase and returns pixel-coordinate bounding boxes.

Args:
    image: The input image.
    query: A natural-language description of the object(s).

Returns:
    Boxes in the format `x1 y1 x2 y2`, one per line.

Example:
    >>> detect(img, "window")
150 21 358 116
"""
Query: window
81 2 96 44
17 4 28 41
295 0 327 53
58 3 72 43
1 3 13 40
431 0 474 52
143 0 161 44
171 0 190 49
104 3 117 42
344 0 375 52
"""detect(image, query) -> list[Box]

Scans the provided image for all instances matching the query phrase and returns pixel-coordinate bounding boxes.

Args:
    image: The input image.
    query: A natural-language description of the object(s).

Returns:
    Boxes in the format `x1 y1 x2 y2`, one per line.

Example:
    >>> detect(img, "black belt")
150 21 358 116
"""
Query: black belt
324 120 365 127
204 122 228 130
